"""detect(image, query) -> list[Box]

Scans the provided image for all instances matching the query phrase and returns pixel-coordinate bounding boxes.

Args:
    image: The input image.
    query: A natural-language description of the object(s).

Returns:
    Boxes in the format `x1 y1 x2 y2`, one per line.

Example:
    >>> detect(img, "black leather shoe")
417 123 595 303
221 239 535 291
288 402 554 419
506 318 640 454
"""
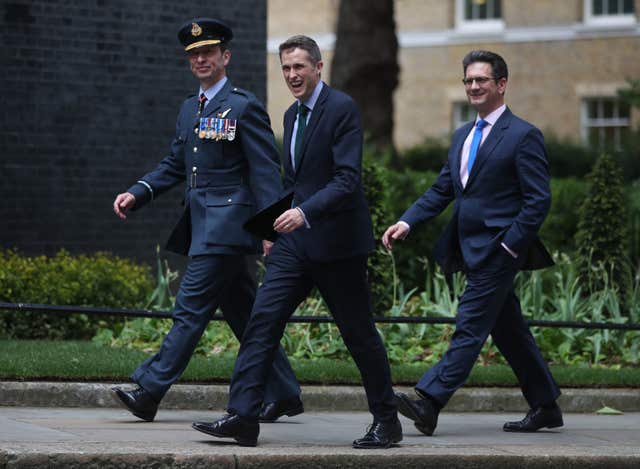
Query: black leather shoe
503 404 563 432
111 386 158 422
395 391 439 436
353 418 403 449
259 395 304 422
192 413 259 447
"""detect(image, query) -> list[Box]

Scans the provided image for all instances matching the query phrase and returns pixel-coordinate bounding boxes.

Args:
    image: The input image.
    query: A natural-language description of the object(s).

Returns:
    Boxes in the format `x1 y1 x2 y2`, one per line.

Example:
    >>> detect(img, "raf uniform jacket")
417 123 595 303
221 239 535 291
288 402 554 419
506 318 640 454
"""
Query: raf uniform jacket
401 107 554 274
282 83 375 262
128 80 282 256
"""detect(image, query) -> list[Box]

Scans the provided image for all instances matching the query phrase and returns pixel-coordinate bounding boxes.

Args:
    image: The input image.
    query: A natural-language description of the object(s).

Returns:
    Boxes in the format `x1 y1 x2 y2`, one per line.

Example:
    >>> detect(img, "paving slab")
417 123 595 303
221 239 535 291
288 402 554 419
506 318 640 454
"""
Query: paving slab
1 407 639 468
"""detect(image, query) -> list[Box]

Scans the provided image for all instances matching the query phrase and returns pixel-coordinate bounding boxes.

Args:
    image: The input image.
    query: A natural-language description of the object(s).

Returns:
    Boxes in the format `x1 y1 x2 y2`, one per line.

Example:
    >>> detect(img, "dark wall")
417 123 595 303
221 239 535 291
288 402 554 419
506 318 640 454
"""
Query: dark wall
0 0 267 273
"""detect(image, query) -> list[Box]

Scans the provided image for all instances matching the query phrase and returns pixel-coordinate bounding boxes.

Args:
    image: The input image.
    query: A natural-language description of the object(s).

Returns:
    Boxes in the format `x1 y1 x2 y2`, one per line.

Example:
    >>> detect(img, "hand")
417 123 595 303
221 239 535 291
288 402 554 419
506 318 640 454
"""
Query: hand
274 208 304 233
382 223 409 250
113 192 136 220
262 240 274 256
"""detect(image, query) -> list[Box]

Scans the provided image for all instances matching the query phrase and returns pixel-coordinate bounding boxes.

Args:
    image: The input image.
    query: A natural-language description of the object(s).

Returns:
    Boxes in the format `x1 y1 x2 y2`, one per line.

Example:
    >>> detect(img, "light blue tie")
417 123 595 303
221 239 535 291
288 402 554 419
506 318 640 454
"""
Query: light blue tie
467 119 488 173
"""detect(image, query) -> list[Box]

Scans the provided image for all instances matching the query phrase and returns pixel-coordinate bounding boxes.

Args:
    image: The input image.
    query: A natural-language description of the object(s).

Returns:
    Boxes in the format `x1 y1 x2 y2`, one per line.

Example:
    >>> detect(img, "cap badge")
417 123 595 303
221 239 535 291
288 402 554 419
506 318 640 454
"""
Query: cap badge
191 22 202 37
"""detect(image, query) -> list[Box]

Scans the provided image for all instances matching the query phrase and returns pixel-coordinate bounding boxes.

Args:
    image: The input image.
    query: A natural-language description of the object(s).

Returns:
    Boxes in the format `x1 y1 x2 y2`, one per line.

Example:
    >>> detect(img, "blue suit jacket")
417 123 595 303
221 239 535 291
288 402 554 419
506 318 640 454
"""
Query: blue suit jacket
401 108 554 273
128 80 282 256
281 84 375 262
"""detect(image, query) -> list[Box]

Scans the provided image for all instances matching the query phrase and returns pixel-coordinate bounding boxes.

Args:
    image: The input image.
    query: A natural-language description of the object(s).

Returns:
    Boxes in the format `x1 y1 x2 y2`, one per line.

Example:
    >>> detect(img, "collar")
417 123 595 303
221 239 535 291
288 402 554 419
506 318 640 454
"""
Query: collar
298 80 324 111
476 104 506 127
199 76 228 102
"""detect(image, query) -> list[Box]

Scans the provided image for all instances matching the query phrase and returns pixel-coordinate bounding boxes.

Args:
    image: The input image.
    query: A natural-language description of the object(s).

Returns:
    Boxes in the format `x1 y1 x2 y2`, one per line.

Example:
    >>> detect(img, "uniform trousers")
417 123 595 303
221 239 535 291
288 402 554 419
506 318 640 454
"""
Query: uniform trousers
132 254 300 403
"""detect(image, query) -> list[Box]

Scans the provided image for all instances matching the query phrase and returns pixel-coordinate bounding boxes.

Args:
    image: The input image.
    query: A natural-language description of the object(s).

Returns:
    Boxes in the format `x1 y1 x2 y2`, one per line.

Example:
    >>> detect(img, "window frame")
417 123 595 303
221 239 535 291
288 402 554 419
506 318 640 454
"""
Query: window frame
583 0 636 28
455 0 505 34
581 96 631 150
452 101 475 131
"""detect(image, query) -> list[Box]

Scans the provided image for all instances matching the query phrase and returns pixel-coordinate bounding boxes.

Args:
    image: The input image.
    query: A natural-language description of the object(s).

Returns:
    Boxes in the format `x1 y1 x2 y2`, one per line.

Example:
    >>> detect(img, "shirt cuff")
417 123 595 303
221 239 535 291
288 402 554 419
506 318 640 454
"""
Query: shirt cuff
295 206 311 229
501 242 518 258
398 220 410 233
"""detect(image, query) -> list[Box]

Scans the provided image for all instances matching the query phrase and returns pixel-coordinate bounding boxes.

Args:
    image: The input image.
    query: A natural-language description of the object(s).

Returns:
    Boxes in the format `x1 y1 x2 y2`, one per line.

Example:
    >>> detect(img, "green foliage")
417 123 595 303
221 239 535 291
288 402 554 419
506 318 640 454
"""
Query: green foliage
5 339 640 386
361 154 395 311
544 135 599 178
145 245 178 311
0 249 154 340
539 178 589 254
400 137 449 172
96 249 640 367
575 154 631 293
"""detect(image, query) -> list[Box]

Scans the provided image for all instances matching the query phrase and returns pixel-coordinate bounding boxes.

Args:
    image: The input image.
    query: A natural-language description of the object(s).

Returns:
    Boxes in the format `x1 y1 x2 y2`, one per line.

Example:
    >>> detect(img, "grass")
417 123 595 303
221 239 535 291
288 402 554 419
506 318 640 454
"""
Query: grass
1 339 639 387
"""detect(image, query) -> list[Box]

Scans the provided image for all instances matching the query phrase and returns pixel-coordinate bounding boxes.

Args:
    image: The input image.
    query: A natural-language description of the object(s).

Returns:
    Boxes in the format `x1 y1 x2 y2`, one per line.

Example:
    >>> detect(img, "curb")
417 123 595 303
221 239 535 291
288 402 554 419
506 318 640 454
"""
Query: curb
1 452 639 469
1 381 638 412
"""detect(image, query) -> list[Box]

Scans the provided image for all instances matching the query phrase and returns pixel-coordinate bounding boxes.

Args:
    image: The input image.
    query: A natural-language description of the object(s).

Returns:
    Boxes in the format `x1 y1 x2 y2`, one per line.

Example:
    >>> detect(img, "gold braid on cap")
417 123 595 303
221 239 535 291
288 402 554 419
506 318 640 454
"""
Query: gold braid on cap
185 39 222 51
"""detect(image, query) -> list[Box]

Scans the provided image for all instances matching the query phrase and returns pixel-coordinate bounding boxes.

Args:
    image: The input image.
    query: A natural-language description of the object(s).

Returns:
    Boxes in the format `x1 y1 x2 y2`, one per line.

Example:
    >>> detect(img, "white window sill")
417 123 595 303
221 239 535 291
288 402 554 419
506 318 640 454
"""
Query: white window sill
455 19 505 35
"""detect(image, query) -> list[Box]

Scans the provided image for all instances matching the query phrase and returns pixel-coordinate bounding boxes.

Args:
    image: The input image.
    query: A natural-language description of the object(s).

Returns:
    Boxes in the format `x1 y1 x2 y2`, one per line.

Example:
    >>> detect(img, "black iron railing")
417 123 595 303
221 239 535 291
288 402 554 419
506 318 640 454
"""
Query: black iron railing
1 302 640 331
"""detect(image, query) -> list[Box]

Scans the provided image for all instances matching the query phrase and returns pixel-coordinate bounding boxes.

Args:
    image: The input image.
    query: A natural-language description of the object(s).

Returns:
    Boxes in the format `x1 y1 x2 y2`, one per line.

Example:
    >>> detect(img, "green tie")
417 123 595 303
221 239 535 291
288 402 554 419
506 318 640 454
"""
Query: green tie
294 104 309 170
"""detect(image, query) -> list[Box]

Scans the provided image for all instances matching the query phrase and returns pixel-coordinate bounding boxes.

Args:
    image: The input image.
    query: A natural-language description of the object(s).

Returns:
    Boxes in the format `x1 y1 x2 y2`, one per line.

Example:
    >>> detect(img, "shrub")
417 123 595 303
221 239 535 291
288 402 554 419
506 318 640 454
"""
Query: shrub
383 169 450 289
575 154 631 293
0 249 154 339
361 155 394 311
539 178 589 254
400 138 449 172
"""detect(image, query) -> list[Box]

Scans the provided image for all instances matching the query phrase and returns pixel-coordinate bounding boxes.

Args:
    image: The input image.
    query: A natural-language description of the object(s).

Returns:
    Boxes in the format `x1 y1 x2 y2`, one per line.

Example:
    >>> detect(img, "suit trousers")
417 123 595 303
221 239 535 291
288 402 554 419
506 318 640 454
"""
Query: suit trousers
417 248 560 408
227 235 397 423
131 254 300 403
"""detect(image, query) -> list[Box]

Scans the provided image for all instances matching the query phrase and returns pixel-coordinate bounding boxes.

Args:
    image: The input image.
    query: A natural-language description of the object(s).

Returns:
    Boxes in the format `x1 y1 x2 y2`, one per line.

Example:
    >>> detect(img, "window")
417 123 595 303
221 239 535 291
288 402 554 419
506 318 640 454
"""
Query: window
581 97 631 149
452 102 475 131
465 0 502 21
456 0 504 33
592 0 634 15
584 0 636 26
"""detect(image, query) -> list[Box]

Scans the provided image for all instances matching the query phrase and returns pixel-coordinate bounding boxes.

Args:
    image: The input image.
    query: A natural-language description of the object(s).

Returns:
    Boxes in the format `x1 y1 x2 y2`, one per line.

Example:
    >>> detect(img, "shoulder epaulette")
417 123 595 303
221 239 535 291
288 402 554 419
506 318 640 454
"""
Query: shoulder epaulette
230 87 250 97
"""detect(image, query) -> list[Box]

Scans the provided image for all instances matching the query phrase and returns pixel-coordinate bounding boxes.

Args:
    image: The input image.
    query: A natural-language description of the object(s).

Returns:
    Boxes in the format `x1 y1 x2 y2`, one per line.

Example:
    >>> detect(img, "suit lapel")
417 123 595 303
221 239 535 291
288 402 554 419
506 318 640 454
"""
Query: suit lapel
283 104 297 176
295 85 329 175
452 121 473 192
466 108 512 188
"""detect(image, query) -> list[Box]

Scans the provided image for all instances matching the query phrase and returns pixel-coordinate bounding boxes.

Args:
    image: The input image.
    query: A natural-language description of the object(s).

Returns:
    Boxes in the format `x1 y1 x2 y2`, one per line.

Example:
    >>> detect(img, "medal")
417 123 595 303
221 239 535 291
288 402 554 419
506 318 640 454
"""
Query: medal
198 117 206 139
227 119 236 141
206 118 214 139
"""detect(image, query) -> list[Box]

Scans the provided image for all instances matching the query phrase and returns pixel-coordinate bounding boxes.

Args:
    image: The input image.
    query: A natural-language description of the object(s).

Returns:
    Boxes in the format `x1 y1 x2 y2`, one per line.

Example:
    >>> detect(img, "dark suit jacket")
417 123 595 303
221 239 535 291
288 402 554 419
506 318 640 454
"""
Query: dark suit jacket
401 107 554 273
128 79 282 256
281 83 375 262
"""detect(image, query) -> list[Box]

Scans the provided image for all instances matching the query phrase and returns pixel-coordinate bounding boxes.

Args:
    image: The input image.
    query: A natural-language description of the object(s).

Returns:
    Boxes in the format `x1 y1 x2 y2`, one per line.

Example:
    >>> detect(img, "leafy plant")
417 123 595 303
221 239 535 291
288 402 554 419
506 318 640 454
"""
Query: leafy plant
575 154 631 294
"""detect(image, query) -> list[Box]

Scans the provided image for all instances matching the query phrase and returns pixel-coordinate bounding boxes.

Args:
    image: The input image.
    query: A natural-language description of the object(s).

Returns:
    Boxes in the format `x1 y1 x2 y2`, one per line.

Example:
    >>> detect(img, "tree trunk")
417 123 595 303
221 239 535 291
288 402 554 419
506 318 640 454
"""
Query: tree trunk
330 0 399 164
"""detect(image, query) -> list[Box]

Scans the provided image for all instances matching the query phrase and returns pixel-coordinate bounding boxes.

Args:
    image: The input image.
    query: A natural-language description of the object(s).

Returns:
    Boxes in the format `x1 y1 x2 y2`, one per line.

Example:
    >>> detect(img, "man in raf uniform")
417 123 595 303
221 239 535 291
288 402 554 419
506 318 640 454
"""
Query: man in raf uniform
111 18 303 423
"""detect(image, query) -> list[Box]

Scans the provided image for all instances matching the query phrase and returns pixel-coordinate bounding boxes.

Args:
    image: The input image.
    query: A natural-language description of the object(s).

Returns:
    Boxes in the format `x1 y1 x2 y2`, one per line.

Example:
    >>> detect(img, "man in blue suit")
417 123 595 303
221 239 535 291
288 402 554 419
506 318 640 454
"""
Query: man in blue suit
192 35 401 448
383 50 562 435
110 18 302 423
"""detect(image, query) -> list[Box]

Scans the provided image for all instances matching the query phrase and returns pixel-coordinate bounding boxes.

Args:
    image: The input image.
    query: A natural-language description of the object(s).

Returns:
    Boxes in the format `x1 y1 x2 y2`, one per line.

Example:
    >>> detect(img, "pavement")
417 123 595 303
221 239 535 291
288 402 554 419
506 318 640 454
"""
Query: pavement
1 382 640 468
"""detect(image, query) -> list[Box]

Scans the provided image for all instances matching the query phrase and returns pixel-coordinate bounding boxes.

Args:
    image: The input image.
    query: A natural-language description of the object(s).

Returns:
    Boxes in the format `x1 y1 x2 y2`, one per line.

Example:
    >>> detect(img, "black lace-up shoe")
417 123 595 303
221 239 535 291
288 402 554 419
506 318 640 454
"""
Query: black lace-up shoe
395 391 439 436
503 404 563 432
192 413 259 447
111 386 158 422
352 418 403 449
259 395 304 422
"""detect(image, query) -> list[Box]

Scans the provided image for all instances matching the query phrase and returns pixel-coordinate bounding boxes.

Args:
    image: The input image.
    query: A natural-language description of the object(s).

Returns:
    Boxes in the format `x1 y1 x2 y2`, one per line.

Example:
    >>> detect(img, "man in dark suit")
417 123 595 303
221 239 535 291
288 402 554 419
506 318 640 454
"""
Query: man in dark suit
110 18 302 423
382 50 562 435
192 35 401 448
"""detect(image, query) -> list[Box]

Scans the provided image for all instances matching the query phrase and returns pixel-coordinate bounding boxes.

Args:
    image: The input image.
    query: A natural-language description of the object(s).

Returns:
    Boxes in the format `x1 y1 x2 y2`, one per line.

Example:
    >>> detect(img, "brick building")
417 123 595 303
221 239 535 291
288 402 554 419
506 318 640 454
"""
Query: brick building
1 0 268 269
267 0 640 149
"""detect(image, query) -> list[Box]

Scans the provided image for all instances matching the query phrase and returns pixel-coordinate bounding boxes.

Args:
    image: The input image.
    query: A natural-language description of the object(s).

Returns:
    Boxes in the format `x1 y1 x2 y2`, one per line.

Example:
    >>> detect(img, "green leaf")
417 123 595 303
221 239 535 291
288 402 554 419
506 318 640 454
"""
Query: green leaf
595 405 624 415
